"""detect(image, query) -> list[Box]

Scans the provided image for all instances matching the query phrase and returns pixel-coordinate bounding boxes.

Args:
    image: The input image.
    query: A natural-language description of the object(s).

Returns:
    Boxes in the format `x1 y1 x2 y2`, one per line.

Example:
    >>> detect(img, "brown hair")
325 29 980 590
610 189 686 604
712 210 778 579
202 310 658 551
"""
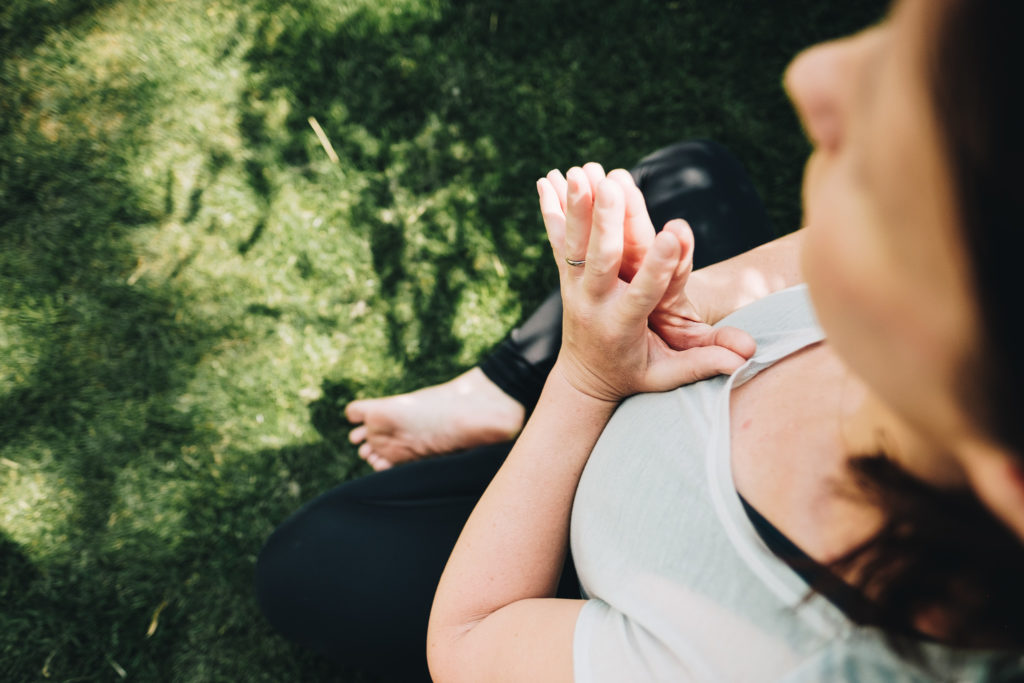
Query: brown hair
818 0 1024 654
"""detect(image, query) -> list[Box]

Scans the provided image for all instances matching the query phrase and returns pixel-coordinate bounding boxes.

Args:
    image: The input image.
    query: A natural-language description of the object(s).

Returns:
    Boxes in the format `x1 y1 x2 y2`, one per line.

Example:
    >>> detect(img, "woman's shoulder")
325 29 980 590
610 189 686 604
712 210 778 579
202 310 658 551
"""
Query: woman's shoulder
717 284 821 341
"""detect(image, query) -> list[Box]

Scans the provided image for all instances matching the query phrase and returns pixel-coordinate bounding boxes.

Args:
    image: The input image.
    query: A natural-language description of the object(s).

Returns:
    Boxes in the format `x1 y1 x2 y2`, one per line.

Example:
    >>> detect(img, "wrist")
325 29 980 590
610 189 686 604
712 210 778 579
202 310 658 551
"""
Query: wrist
546 357 622 414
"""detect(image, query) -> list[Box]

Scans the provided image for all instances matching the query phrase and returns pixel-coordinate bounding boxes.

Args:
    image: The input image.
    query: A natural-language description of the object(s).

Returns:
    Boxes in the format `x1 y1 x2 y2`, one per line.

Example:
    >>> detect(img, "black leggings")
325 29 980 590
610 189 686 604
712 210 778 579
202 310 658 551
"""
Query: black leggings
255 141 775 682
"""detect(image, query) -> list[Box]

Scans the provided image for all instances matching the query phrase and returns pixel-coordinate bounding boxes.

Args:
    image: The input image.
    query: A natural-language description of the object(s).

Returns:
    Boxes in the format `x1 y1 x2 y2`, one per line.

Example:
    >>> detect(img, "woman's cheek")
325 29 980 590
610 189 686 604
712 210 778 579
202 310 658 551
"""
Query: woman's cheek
800 164 889 360
800 156 859 308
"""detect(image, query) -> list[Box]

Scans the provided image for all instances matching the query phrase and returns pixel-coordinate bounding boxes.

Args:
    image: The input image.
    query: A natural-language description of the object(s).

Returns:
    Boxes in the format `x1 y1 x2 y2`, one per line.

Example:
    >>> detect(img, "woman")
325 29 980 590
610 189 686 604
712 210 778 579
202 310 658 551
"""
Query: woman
260 0 1024 679
257 138 779 681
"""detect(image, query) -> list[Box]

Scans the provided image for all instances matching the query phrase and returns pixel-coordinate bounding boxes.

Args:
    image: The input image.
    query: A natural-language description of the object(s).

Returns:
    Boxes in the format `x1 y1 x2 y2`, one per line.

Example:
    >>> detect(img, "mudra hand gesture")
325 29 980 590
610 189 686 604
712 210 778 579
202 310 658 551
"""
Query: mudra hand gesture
537 165 755 403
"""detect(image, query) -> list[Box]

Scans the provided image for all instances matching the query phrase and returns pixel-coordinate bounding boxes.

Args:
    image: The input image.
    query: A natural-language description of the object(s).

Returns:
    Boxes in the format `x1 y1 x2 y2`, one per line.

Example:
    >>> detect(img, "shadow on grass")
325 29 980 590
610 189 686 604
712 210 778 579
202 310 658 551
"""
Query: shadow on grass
0 0 118 56
0 35 347 683
0 68 212 675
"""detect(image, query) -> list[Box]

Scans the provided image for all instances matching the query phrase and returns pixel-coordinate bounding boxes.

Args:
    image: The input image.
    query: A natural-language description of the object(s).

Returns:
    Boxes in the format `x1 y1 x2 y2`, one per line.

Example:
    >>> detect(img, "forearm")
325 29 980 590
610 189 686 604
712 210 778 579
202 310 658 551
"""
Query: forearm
427 361 612 679
687 228 806 325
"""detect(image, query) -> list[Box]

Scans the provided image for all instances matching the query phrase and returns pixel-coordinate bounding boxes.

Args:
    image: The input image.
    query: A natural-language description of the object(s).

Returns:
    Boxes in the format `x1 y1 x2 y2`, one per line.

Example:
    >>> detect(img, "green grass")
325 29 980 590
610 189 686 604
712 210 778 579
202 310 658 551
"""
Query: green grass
0 0 886 680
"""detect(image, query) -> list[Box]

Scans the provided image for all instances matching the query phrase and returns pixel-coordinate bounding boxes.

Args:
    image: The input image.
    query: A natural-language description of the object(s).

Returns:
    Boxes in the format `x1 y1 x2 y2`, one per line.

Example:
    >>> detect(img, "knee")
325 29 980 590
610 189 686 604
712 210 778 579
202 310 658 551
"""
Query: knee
253 489 443 680
254 514 311 642
254 500 357 648
631 139 774 267
631 139 736 191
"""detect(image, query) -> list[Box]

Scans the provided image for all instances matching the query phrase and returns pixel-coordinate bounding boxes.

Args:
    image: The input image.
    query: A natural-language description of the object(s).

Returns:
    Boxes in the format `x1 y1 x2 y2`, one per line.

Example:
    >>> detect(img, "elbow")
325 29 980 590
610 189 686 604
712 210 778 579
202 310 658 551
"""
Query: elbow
427 612 481 683
426 636 469 683
425 623 447 683
426 614 461 683
426 638 451 683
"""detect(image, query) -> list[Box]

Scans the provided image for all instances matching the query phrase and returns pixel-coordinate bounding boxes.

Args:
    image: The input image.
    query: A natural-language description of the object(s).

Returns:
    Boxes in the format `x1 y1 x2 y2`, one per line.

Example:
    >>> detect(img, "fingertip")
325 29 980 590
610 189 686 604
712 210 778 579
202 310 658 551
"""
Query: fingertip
606 168 636 187
714 354 748 379
663 218 694 243
608 170 641 204
566 166 586 190
595 177 625 208
716 326 757 359
650 229 682 260
537 178 557 205
582 161 606 190
693 346 749 382
661 220 695 270
546 169 569 208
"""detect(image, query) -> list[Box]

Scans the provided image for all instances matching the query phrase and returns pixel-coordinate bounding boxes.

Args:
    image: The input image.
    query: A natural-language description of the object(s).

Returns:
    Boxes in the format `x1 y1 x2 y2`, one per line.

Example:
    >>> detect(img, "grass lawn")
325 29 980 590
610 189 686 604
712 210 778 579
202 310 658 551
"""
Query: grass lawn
1 0 886 680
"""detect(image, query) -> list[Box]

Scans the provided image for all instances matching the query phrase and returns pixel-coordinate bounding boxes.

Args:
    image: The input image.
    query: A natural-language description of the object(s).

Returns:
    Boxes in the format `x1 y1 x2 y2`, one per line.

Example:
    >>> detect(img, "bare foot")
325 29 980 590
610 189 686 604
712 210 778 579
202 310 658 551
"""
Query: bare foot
344 367 526 471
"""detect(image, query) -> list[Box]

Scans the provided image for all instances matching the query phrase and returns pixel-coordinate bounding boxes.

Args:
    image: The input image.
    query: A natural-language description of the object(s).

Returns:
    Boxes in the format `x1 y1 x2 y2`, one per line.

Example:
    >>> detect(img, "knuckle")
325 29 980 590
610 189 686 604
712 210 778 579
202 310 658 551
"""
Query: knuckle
586 260 616 278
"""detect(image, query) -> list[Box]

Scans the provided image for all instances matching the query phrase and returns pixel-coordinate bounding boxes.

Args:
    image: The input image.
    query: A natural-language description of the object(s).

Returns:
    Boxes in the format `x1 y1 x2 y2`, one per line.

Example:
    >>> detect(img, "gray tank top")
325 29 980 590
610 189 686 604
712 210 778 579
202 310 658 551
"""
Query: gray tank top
570 285 1016 682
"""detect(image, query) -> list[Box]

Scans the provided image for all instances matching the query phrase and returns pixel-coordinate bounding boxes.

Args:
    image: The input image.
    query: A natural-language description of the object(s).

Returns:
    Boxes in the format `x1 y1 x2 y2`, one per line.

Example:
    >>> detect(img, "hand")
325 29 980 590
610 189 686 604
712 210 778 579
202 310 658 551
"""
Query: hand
537 167 751 402
541 165 756 361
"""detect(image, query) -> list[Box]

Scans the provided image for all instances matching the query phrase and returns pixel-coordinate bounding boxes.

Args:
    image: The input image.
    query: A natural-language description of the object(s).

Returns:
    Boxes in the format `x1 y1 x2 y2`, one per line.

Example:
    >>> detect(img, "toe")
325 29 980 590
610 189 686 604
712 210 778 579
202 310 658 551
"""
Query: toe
344 400 367 423
368 454 392 471
348 425 367 445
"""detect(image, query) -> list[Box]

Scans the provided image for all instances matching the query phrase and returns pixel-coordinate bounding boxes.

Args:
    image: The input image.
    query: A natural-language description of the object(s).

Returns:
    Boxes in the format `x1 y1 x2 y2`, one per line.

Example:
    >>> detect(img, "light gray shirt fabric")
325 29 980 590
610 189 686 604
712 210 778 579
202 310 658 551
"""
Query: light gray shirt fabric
570 285 1017 682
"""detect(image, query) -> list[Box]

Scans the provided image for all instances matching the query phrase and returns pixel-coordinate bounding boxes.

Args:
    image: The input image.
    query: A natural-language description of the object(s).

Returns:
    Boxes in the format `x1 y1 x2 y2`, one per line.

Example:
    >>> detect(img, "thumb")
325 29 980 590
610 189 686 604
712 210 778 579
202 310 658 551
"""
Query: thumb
706 325 757 359
646 345 748 391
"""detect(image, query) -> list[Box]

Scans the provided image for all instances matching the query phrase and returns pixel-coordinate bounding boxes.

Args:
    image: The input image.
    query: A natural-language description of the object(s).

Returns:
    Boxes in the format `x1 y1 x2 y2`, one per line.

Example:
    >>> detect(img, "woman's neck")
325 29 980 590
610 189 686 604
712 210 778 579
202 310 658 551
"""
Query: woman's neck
840 368 970 492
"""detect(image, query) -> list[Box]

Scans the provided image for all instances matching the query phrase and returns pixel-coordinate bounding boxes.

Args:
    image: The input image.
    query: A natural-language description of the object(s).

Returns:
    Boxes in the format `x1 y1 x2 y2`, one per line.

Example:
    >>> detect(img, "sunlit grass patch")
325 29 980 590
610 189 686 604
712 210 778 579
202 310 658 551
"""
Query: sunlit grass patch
0 450 78 563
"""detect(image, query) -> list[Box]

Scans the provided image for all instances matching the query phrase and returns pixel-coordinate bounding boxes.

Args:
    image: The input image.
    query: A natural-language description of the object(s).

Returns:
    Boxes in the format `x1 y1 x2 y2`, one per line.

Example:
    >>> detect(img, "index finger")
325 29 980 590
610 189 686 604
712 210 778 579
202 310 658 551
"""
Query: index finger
619 231 682 323
607 169 655 281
